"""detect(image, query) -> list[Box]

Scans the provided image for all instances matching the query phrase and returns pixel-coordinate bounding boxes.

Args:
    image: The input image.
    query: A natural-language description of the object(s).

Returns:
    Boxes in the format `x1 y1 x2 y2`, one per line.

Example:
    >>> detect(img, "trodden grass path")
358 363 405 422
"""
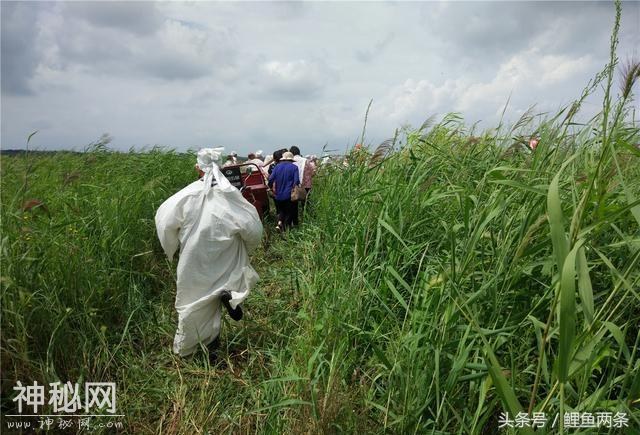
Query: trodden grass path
118 228 341 434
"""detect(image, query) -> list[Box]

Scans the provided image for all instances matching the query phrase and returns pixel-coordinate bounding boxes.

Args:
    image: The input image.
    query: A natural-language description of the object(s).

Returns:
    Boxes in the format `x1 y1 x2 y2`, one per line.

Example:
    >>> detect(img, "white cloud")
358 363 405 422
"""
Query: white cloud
260 60 336 99
457 50 595 112
539 54 593 85
375 79 441 123
64 1 163 36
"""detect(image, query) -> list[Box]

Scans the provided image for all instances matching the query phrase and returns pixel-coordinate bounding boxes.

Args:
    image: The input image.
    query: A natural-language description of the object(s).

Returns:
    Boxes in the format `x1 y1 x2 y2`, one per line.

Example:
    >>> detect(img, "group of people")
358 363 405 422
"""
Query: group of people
266 146 317 231
224 146 318 231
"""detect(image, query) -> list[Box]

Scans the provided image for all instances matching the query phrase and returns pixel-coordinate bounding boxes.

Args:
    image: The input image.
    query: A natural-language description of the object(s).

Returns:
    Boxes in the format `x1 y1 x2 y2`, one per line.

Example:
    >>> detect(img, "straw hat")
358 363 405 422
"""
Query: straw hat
281 151 294 161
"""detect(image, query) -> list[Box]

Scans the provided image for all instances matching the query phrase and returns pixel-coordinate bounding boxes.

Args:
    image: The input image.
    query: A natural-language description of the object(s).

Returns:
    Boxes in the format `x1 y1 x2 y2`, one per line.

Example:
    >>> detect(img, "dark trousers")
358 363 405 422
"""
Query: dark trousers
272 196 281 216
275 199 296 229
292 200 299 226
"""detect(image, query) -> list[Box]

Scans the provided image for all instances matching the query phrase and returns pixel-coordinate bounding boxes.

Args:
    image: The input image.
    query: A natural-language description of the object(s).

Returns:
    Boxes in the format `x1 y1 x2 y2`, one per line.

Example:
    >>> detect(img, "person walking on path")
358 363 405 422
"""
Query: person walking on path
245 152 266 177
266 149 284 216
290 146 315 222
290 146 307 186
268 151 300 231
155 148 263 360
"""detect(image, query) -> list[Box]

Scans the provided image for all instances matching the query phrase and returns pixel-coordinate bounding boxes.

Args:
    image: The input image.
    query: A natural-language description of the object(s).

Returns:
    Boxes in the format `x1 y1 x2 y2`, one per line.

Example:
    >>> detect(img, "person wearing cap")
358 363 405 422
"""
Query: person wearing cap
268 151 300 231
155 148 263 360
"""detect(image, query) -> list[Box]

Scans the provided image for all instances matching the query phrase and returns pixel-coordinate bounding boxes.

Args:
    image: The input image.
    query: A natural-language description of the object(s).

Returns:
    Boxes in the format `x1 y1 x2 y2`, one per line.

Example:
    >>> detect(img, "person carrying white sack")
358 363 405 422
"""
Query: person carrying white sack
155 148 263 358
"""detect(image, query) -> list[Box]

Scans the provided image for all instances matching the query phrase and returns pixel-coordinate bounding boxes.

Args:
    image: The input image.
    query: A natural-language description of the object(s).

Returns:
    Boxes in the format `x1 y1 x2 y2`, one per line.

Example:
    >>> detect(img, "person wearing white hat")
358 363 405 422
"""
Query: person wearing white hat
155 148 263 359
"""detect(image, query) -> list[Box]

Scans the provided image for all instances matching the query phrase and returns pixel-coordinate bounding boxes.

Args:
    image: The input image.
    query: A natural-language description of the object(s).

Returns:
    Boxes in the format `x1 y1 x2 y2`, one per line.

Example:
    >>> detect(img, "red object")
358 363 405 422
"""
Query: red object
239 164 270 219
196 163 270 219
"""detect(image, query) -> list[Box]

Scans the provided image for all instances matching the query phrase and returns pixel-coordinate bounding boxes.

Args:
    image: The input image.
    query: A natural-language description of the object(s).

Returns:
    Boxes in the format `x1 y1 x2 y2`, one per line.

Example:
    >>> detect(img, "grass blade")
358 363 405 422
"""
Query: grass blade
558 239 584 382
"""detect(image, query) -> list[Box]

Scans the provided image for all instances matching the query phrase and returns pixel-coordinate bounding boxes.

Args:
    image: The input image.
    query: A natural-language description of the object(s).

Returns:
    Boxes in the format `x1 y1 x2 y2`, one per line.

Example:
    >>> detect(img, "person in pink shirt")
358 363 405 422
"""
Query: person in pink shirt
289 146 316 193
302 157 316 192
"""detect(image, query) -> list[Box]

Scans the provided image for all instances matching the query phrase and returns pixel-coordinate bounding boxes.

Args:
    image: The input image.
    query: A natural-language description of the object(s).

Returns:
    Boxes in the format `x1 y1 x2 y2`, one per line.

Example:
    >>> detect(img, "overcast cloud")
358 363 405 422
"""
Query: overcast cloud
1 1 638 154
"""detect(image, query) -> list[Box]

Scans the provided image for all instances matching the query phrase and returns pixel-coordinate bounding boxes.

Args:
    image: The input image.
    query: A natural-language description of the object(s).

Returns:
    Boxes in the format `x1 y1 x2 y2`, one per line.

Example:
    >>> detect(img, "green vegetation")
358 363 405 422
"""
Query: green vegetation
2 5 639 434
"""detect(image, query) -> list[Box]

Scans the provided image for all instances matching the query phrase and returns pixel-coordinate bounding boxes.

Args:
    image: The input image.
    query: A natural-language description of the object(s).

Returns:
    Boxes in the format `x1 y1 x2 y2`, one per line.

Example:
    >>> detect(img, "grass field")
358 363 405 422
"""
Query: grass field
2 8 640 435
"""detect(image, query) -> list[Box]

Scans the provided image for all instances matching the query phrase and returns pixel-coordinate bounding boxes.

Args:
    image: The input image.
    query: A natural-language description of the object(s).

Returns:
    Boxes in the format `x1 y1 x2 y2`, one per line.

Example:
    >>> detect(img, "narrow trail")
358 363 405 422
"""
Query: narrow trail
143 223 307 433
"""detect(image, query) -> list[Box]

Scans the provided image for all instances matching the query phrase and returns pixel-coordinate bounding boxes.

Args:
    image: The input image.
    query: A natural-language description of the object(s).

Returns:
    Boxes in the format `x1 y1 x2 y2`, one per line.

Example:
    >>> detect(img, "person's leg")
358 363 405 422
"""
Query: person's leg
275 199 285 230
280 200 291 229
273 197 281 216
296 188 310 219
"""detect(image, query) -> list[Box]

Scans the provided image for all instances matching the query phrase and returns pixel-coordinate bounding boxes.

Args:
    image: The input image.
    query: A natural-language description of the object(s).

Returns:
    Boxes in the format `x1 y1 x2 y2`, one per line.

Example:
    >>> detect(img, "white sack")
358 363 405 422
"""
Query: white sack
155 159 263 356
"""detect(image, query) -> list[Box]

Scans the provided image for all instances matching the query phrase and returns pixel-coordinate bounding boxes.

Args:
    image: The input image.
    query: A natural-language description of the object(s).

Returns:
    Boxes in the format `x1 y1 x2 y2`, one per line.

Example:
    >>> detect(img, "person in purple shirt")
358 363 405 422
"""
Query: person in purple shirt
268 151 300 231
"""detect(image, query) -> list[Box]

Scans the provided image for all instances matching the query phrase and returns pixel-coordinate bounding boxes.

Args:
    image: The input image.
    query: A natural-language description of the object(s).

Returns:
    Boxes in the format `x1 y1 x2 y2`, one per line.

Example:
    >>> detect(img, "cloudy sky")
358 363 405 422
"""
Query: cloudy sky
1 1 638 155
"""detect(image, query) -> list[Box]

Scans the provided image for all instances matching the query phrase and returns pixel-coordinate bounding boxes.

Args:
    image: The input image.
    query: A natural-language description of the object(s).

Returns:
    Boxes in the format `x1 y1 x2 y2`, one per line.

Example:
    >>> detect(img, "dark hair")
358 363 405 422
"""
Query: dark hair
273 149 284 162
247 153 256 160
290 146 301 156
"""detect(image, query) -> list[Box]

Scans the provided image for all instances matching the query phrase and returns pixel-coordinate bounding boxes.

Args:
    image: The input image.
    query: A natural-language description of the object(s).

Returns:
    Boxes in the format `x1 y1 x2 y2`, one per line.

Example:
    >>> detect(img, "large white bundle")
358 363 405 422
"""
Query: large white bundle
155 148 263 356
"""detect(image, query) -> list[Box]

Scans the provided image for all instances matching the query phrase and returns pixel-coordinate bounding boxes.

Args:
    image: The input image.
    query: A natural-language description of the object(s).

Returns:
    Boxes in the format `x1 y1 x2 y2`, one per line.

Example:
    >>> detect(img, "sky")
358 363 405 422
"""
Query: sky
1 1 638 155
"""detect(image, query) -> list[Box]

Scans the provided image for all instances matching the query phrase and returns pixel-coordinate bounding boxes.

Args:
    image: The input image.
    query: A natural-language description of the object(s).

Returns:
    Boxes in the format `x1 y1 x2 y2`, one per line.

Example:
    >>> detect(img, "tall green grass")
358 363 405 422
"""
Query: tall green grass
277 112 638 431
1 148 198 430
251 6 639 430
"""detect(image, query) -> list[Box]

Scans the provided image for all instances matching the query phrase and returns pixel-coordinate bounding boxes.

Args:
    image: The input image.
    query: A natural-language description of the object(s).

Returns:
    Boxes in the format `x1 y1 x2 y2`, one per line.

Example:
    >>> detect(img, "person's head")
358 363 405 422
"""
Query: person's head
226 155 233 162
247 153 256 160
273 149 284 162
255 150 264 159
290 146 301 156
281 151 294 161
